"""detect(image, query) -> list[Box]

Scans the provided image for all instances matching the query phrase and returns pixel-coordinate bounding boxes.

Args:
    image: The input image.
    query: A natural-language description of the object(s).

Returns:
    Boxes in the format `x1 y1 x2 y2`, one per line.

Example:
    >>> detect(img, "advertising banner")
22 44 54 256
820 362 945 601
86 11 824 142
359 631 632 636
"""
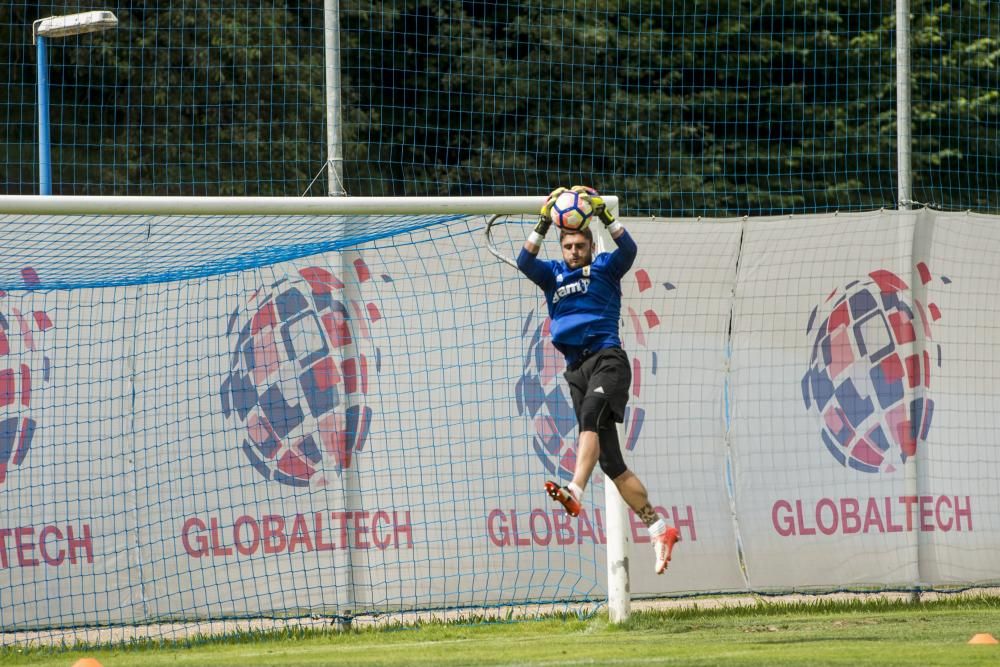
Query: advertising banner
3 210 1000 629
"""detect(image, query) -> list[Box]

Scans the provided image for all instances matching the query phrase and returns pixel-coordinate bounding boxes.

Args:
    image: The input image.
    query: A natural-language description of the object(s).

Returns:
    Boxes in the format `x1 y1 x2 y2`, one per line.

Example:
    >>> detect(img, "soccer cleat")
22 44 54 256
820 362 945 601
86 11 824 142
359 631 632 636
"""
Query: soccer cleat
545 481 582 517
654 526 681 575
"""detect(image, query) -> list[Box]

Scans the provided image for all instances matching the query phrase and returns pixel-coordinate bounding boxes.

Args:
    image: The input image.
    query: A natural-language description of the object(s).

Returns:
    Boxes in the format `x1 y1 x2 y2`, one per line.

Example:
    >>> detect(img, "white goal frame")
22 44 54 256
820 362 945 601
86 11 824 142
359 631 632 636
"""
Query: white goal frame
0 194 631 623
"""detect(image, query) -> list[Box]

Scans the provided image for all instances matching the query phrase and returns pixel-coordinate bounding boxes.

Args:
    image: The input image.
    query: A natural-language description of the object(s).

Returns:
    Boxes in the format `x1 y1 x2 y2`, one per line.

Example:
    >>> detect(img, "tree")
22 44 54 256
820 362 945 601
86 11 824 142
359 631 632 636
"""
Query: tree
3 1 999 213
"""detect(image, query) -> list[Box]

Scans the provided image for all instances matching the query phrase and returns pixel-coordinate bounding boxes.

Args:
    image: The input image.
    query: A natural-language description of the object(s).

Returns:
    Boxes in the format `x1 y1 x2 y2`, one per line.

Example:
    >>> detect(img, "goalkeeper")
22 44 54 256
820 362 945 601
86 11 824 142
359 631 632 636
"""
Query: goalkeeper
515 186 680 574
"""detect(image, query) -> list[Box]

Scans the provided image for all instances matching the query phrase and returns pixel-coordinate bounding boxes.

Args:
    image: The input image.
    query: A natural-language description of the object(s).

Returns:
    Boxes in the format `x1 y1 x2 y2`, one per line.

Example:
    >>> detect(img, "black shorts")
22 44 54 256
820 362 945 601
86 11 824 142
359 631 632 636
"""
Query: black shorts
563 346 632 424
564 347 632 479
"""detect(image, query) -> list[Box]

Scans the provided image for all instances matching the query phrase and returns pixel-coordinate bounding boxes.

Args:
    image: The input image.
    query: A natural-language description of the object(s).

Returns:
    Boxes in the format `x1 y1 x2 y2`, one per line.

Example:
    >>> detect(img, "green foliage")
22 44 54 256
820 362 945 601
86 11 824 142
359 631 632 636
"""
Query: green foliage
84 4 327 195
2 1 999 213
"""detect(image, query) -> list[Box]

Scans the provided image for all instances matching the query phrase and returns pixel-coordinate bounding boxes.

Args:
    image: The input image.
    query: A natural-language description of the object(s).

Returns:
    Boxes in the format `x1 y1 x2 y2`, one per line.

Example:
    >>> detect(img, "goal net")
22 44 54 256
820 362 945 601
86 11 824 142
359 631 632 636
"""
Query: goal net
2 198 999 638
0 196 619 633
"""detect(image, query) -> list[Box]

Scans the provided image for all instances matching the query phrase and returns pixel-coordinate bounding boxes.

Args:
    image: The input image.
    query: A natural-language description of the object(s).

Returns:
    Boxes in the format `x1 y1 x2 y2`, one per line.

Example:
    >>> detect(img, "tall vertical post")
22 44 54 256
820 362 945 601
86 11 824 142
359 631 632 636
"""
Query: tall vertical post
605 440 631 623
37 35 52 195
327 0 352 621
896 0 921 604
597 199 630 624
896 0 913 210
324 0 345 196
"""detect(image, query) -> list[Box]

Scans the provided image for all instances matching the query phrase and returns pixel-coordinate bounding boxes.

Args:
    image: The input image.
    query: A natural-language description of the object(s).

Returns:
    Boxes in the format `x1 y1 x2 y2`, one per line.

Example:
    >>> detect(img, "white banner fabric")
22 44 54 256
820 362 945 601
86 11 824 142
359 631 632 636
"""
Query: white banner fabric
2 210 1000 630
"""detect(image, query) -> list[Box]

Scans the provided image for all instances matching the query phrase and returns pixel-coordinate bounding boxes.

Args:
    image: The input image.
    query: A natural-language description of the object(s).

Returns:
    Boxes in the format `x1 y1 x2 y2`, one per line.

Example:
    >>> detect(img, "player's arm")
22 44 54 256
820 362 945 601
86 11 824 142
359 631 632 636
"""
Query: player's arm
521 187 566 255
517 188 565 286
589 191 637 276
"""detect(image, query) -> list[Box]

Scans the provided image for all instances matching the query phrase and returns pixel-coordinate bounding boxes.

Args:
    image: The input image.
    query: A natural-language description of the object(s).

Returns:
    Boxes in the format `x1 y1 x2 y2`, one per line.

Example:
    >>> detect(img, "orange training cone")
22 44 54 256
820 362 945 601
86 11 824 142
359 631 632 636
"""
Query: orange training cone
71 659 105 667
968 633 998 645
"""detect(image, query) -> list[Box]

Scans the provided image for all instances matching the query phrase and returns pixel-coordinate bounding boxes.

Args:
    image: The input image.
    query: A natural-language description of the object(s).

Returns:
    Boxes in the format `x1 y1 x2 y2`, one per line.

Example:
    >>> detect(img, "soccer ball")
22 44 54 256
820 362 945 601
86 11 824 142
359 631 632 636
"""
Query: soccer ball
550 190 594 231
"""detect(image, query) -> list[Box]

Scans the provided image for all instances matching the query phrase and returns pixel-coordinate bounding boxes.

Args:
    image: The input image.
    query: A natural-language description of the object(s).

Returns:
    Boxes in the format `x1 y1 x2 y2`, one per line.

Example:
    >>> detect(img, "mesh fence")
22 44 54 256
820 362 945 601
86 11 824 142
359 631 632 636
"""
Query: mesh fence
1 1 998 214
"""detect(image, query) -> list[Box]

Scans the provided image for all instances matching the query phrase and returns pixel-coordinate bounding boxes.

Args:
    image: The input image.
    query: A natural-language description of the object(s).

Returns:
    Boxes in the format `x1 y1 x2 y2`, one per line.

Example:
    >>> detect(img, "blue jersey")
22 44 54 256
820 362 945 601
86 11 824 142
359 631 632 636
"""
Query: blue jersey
516 230 638 365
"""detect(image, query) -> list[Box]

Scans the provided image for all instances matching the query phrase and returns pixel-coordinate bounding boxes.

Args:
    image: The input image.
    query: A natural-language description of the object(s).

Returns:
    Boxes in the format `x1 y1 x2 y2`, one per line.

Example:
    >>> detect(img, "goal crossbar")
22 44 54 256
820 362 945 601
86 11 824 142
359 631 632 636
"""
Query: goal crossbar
0 195 618 216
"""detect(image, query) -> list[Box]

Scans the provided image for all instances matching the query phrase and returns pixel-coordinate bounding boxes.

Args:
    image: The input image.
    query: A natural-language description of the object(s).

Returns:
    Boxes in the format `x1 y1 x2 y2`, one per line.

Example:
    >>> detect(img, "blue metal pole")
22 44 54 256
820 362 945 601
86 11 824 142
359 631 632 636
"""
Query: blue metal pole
37 35 52 195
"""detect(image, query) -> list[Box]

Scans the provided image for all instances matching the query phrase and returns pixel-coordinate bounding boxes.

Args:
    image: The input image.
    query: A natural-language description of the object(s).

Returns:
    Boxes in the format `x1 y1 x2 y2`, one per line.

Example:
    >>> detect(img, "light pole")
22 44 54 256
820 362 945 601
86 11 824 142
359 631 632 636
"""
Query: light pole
33 10 118 195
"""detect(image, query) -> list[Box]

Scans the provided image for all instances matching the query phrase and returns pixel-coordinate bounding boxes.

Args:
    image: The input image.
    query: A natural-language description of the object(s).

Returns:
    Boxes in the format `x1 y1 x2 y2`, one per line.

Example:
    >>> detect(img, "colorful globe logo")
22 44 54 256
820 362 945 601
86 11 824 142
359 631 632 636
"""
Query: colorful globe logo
801 265 948 473
0 268 53 487
220 261 388 488
515 269 671 480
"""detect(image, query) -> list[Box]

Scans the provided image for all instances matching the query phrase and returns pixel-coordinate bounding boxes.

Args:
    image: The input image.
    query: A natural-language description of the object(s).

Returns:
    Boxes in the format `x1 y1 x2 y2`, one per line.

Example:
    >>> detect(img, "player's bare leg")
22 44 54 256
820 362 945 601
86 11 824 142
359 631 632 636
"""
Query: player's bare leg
545 430 599 517
571 430 600 492
613 470 680 574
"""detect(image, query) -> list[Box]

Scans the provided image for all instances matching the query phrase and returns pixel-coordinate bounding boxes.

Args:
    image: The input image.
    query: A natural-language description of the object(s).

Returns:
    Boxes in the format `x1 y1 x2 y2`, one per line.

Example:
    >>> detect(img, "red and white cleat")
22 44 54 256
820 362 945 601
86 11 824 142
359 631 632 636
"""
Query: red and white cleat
654 526 681 574
544 481 582 517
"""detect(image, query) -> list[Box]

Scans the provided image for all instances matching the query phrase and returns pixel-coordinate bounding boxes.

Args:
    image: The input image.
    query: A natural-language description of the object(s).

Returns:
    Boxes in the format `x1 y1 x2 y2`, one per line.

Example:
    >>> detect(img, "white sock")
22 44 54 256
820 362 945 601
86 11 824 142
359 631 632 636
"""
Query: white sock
647 518 667 538
567 482 584 501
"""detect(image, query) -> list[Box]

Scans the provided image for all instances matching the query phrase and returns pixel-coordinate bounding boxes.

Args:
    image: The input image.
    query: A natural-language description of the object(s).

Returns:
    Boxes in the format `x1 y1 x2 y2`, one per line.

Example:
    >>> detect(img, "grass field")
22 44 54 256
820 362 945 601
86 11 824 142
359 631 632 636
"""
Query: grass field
3 597 1000 666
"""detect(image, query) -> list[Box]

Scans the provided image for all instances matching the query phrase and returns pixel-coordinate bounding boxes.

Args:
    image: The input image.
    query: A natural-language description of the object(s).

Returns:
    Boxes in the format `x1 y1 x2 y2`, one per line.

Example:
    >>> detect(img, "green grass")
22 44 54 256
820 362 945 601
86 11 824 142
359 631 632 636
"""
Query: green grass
5 597 1000 666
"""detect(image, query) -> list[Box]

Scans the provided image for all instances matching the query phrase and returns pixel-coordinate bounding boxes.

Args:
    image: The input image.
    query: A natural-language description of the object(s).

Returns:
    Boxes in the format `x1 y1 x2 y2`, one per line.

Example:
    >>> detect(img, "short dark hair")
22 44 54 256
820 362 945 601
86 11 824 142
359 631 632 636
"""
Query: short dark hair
559 226 594 243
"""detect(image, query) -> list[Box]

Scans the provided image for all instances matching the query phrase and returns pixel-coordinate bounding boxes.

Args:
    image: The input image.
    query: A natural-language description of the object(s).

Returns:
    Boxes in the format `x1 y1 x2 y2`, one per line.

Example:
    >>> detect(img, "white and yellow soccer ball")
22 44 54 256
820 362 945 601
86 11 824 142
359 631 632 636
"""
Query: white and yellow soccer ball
549 190 595 231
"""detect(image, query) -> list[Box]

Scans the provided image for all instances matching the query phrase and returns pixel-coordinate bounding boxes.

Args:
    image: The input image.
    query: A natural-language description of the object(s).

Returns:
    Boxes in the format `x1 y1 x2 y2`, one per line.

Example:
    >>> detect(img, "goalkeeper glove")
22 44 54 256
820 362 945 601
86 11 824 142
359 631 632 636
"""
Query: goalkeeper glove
571 185 614 226
534 186 568 237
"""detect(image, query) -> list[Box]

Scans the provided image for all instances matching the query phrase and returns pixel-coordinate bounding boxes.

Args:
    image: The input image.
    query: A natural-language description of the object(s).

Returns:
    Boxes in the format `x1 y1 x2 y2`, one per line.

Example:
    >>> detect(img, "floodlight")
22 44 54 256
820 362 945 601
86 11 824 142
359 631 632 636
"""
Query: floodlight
33 11 118 43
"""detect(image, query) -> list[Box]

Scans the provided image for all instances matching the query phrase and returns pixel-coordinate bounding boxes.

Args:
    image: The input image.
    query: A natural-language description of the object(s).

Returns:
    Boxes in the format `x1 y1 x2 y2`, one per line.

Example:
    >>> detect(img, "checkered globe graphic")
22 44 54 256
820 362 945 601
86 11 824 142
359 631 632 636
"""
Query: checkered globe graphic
220 262 385 488
515 313 579 480
515 269 669 480
0 268 52 487
801 267 946 473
